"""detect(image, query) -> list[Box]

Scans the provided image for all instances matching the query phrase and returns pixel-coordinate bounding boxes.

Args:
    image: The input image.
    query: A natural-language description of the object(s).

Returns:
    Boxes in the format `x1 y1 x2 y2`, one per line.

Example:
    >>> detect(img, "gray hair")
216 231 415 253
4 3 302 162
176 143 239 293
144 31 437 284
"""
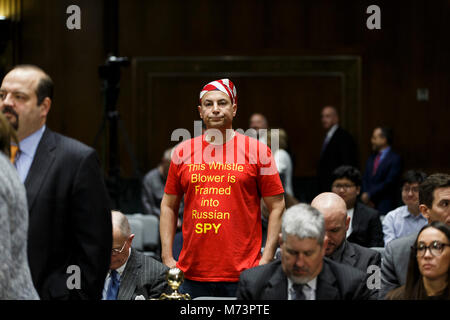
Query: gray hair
281 203 325 245
111 210 131 238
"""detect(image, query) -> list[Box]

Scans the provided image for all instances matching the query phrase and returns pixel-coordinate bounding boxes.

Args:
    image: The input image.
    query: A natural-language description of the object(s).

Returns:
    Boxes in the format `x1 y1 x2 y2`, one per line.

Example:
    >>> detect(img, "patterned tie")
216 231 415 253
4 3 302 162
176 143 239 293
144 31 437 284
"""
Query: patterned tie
372 152 381 176
10 145 19 164
292 283 306 300
106 270 120 300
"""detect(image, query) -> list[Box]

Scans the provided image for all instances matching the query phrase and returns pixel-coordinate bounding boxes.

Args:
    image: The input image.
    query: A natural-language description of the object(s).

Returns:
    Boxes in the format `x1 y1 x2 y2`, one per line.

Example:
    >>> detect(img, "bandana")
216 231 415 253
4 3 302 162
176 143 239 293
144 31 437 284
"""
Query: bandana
199 79 237 105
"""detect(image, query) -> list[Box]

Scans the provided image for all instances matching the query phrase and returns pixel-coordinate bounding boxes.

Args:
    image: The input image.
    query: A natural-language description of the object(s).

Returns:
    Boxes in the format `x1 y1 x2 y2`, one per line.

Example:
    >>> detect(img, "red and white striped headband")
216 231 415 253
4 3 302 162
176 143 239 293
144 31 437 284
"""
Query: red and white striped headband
199 79 237 105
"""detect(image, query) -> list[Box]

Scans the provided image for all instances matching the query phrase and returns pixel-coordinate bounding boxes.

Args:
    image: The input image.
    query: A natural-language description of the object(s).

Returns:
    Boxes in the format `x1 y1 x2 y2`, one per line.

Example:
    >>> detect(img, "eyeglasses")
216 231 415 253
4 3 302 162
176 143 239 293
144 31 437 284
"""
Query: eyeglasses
331 184 355 191
402 186 419 193
413 241 450 257
111 241 127 255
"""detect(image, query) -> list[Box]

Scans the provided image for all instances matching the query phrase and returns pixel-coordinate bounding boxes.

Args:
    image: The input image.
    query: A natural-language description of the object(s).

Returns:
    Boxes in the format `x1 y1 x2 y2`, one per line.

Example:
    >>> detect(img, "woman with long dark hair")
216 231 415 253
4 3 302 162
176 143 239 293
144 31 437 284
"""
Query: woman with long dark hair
386 221 450 299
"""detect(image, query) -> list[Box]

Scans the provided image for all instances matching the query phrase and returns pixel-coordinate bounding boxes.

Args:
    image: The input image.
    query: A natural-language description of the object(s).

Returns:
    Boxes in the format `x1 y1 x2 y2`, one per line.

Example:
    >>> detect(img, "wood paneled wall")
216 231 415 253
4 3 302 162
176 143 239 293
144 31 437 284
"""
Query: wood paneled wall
8 0 450 180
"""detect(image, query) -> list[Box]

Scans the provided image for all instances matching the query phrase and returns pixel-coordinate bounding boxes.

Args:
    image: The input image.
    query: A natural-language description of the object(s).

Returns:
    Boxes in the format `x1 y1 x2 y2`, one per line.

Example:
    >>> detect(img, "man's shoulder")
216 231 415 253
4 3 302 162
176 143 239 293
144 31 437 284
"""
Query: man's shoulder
45 128 95 156
131 250 169 274
387 232 417 252
324 257 366 281
355 201 380 217
240 259 281 280
347 241 380 260
385 205 407 219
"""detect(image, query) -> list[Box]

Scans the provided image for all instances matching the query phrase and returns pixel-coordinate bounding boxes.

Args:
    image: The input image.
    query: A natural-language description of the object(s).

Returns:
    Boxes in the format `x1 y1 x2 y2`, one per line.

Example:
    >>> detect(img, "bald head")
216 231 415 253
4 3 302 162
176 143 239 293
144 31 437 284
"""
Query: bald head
249 113 268 130
311 192 350 256
311 192 347 219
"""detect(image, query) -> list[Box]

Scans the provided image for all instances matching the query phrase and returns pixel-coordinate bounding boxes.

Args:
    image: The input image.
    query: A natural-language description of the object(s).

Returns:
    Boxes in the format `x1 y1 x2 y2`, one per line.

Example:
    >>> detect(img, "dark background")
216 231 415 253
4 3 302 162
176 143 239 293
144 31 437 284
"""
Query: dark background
1 0 449 210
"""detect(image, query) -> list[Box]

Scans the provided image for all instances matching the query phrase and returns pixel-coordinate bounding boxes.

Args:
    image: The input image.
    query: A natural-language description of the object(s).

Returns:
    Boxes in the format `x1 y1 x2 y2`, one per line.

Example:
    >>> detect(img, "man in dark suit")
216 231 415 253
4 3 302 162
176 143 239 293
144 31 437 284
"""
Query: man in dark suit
362 127 402 214
103 211 169 300
380 173 450 299
317 106 357 193
331 165 384 247
236 203 377 300
0 65 112 299
311 192 381 272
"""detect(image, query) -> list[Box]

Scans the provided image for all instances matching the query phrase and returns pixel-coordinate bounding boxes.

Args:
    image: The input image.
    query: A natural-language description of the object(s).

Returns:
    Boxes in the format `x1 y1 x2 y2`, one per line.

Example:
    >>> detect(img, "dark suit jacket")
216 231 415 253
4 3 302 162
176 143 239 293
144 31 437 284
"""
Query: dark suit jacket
318 126 358 193
347 201 384 247
117 249 169 300
331 240 381 273
362 148 402 214
237 258 377 300
380 232 417 299
26 128 112 300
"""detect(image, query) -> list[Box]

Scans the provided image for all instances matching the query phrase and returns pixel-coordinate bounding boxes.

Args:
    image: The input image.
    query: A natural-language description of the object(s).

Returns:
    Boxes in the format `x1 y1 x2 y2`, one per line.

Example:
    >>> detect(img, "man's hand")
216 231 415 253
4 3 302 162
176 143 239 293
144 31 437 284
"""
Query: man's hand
162 256 177 269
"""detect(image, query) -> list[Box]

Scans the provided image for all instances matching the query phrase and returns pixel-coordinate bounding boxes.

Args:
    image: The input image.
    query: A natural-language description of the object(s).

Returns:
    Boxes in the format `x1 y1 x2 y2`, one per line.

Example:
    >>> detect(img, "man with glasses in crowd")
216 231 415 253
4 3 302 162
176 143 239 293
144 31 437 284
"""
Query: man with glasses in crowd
330 165 384 248
380 173 450 299
103 211 169 300
382 170 428 245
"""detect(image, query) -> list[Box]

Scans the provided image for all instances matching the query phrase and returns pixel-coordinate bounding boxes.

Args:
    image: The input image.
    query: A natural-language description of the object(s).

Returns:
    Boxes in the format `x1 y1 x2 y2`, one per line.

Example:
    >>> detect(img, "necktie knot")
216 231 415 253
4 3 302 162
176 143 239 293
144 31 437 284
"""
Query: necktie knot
292 283 306 300
10 145 19 164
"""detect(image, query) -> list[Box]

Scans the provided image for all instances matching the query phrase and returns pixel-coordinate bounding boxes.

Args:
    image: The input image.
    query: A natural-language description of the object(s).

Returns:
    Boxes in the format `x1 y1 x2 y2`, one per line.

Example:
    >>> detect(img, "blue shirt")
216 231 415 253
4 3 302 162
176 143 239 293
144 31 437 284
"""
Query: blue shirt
14 125 46 183
382 205 428 245
378 146 391 164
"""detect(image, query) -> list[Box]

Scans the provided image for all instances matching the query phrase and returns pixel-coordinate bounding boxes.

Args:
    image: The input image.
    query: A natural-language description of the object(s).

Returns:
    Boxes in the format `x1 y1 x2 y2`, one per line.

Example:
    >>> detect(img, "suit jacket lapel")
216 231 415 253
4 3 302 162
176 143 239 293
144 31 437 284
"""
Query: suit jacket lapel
351 202 364 234
262 264 288 300
118 249 141 300
24 128 56 213
316 262 340 300
341 241 358 268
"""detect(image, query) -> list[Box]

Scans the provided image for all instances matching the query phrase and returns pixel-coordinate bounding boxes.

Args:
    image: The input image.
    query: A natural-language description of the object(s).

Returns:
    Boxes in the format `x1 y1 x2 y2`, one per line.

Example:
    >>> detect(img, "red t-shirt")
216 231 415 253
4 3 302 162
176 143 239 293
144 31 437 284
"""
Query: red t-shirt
164 132 284 282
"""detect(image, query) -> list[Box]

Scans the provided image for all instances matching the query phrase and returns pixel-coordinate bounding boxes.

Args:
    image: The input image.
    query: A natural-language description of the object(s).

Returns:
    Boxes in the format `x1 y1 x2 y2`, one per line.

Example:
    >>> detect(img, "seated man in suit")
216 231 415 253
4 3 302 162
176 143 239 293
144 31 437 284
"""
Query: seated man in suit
317 106 357 193
311 192 381 272
331 165 384 247
236 203 378 300
382 170 428 245
380 173 450 299
361 126 402 214
103 211 169 300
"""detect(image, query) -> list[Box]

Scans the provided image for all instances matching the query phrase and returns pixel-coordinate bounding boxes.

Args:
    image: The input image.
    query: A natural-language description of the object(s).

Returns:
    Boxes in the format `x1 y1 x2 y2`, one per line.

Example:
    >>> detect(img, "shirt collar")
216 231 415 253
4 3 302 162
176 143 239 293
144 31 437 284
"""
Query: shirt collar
326 124 339 139
109 247 131 277
379 146 391 156
288 276 317 292
17 125 46 158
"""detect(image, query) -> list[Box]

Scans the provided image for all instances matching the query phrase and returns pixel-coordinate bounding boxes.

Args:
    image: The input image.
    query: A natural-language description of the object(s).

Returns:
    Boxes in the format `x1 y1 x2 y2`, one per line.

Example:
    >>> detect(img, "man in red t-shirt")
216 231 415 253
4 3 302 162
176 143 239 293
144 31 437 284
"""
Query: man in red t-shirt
160 79 285 298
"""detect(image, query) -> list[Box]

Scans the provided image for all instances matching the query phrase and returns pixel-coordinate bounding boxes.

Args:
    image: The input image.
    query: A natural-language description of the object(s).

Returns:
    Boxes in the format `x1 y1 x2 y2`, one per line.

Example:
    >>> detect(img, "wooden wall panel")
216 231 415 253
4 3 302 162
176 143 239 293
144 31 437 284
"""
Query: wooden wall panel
5 0 448 183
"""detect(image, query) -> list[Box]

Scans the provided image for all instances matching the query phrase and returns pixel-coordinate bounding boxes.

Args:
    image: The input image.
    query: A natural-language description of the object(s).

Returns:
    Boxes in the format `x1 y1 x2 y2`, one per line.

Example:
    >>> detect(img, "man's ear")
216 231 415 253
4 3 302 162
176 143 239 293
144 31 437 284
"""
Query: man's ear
345 216 351 231
198 105 203 119
39 97 51 117
419 204 431 223
232 103 237 117
356 186 361 196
